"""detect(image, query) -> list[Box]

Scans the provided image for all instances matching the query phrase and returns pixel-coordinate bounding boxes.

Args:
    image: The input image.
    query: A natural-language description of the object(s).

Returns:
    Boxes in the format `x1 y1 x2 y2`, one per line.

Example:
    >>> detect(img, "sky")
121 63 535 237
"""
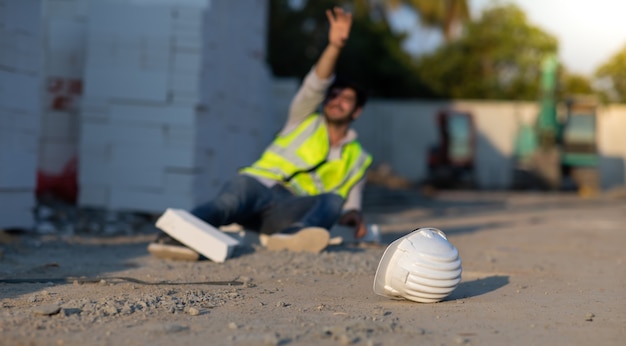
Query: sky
391 0 626 76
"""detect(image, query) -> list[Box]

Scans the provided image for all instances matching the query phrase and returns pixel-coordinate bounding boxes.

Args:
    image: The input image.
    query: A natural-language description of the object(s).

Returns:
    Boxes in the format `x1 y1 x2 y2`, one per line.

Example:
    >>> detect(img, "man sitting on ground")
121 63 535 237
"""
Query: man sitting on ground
149 7 372 260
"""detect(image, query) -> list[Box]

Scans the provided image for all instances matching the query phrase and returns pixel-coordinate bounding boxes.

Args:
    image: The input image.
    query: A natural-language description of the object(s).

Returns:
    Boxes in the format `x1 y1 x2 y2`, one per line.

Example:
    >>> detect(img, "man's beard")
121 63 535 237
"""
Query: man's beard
325 111 355 125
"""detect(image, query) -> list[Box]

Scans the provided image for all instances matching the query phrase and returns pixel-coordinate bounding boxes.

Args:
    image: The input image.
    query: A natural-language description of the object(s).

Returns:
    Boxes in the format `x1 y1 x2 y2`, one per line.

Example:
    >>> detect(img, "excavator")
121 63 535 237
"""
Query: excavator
513 54 599 195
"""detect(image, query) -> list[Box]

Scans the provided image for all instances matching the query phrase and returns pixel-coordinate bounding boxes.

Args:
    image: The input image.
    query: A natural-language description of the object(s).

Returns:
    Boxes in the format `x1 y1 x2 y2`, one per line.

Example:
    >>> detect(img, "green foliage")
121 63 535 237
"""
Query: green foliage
416 3 558 100
392 0 471 41
559 71 593 98
594 44 626 103
268 1 572 101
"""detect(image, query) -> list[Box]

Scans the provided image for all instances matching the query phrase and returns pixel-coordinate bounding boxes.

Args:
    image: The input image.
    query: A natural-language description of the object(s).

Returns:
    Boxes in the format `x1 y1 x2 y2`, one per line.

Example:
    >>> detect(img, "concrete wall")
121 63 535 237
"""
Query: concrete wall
597 104 626 189
78 0 273 212
0 0 43 229
1 0 274 216
352 100 626 189
38 0 86 175
353 100 537 189
355 100 449 182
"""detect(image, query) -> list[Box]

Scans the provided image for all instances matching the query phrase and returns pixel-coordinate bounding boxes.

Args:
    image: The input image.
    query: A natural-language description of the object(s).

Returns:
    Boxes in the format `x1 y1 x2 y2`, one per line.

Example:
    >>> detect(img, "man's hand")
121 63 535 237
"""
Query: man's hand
339 210 367 239
326 7 352 49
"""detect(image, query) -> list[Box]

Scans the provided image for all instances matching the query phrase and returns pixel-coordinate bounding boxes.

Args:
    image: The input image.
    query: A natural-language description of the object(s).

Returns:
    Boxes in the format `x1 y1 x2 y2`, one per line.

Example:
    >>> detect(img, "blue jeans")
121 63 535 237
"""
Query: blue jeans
190 174 345 234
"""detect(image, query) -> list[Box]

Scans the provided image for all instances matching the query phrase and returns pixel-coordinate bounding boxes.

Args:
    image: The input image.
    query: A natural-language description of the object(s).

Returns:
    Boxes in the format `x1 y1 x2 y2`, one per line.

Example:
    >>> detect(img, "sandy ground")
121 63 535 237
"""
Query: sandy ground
1 188 625 346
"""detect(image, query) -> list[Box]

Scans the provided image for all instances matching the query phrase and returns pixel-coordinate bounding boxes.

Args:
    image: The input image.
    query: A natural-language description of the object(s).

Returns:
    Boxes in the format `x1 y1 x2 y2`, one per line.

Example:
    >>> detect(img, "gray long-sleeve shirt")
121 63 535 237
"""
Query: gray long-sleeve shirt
247 67 366 212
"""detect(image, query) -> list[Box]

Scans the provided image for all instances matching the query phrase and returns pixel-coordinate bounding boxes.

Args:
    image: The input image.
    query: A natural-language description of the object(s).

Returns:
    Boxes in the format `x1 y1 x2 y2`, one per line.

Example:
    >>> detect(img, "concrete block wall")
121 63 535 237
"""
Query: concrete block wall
271 78 300 131
78 0 273 213
193 0 273 206
38 0 87 175
0 0 43 229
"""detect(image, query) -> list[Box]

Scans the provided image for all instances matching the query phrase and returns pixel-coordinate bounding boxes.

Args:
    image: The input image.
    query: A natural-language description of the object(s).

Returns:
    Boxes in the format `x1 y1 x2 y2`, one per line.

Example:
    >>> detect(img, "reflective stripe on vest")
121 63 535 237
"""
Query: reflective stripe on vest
266 116 326 192
240 114 372 198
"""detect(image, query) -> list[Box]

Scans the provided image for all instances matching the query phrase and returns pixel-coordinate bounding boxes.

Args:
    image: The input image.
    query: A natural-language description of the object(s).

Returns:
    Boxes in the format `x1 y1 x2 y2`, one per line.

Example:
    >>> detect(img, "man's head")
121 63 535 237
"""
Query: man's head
323 79 368 125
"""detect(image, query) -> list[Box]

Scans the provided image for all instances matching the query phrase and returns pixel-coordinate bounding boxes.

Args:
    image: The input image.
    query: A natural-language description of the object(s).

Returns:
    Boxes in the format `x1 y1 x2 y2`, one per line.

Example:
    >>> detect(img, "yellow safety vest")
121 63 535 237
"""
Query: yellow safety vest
240 114 372 199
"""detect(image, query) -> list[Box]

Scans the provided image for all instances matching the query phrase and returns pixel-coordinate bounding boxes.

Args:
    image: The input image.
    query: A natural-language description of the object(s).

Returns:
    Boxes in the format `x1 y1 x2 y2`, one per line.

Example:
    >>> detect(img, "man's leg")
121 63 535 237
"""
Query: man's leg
259 192 344 234
190 174 274 229
149 174 274 260
259 192 344 253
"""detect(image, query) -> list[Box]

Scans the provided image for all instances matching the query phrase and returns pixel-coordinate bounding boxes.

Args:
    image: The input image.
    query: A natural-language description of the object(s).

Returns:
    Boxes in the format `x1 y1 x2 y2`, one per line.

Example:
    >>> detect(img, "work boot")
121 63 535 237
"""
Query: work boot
262 227 330 254
147 232 200 261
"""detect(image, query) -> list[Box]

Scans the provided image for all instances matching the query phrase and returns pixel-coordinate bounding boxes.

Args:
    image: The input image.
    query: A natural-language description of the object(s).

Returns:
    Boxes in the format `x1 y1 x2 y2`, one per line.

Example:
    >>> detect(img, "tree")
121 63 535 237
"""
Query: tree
381 0 470 41
559 71 593 98
594 44 626 103
415 4 558 100
267 0 435 98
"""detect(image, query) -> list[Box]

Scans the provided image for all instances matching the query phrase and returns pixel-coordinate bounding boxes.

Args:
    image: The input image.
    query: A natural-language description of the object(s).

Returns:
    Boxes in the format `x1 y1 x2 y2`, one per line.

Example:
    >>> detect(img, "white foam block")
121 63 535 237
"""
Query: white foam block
155 208 239 263
0 207 34 230
108 188 193 212
45 18 87 77
83 65 169 102
78 184 109 207
0 189 35 229
88 3 171 38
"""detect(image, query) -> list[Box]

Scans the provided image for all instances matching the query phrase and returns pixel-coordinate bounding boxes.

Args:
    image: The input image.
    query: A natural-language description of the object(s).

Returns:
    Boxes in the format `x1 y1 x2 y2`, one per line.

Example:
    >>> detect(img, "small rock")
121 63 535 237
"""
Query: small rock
339 334 356 345
263 332 279 346
28 295 38 303
121 303 133 315
585 313 595 321
454 336 469 344
103 305 118 315
33 304 61 316
228 322 238 330
62 308 82 316
35 222 58 234
162 324 189 334
188 307 200 316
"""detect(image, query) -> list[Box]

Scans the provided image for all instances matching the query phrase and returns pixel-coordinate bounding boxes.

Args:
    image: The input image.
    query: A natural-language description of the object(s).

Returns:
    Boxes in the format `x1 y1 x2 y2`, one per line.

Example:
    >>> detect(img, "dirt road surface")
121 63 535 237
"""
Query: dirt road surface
1 189 625 345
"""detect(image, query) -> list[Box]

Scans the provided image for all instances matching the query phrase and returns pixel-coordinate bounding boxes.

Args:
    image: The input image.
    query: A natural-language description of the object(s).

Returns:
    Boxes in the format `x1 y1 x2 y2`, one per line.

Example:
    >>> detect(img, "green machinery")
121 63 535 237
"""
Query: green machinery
513 54 600 193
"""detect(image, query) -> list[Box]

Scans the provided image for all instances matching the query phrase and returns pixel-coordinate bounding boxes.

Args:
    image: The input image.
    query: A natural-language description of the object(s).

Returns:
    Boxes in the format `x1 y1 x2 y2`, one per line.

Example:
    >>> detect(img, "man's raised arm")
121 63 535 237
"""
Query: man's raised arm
282 7 353 134
315 7 352 79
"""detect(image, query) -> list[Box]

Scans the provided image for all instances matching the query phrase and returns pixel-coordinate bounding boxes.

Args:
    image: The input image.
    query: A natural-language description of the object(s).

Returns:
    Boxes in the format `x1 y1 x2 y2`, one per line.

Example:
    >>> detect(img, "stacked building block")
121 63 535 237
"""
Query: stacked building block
0 0 43 229
38 0 87 177
78 0 274 213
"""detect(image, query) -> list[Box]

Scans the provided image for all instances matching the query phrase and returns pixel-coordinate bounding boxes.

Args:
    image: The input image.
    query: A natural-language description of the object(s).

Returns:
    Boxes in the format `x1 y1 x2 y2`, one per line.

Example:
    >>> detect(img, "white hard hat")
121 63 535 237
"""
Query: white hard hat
373 228 462 303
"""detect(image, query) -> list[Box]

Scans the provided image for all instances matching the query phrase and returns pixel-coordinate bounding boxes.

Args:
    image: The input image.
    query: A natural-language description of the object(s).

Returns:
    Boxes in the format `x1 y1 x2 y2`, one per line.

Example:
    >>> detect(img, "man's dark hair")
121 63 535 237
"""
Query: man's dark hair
325 78 369 109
